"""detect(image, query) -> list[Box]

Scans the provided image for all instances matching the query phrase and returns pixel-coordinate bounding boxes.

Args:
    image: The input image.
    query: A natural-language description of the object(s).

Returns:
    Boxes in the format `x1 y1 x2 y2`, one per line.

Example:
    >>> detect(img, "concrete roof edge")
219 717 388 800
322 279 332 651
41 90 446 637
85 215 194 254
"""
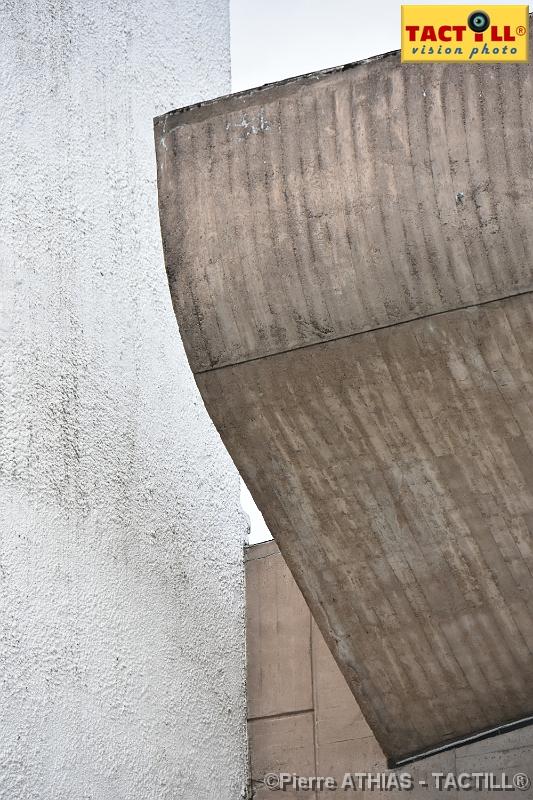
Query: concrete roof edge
153 48 399 136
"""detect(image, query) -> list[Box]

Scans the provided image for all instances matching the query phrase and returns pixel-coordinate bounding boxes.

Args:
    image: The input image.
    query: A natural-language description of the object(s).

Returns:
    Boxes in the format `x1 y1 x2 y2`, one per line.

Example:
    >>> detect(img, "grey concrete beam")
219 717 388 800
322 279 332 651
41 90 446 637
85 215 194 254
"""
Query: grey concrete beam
155 33 533 763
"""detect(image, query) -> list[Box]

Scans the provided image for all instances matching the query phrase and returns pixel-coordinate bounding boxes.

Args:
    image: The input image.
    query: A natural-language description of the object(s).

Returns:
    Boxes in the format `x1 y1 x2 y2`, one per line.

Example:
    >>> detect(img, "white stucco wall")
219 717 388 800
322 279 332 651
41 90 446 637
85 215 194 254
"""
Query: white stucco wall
0 2 248 798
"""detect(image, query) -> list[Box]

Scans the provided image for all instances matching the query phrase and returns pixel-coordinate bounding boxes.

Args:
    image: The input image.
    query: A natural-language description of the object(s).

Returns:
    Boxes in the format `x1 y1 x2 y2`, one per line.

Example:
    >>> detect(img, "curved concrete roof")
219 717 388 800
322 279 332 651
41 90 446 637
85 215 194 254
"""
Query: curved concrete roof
155 37 533 763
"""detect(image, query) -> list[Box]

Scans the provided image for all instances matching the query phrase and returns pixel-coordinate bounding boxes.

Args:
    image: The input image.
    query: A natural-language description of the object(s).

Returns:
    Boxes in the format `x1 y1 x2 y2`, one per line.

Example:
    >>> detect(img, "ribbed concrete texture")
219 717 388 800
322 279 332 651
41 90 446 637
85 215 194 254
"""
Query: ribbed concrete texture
246 542 533 799
156 29 533 763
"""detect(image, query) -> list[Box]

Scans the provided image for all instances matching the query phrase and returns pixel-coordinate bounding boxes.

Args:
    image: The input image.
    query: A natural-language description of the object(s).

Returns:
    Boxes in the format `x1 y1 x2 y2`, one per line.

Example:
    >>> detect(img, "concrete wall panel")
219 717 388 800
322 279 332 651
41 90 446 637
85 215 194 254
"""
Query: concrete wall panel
248 713 317 800
246 544 313 718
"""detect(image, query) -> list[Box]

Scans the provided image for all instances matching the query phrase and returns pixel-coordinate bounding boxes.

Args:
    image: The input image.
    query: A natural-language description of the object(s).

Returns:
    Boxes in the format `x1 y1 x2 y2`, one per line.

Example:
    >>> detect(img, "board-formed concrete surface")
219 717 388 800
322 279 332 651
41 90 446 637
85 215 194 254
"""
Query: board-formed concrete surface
156 34 533 763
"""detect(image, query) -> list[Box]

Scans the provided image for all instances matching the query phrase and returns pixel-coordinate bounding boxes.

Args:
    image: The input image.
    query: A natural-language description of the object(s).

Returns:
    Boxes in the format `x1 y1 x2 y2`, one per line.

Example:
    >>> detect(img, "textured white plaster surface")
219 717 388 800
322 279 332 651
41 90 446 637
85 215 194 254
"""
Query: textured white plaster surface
0 1 247 798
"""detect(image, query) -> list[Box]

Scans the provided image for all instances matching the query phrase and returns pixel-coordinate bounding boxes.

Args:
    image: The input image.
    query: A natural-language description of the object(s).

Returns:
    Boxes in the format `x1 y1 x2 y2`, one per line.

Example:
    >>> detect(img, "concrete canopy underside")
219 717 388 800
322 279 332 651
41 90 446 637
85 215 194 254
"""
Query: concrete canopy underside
155 42 533 763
